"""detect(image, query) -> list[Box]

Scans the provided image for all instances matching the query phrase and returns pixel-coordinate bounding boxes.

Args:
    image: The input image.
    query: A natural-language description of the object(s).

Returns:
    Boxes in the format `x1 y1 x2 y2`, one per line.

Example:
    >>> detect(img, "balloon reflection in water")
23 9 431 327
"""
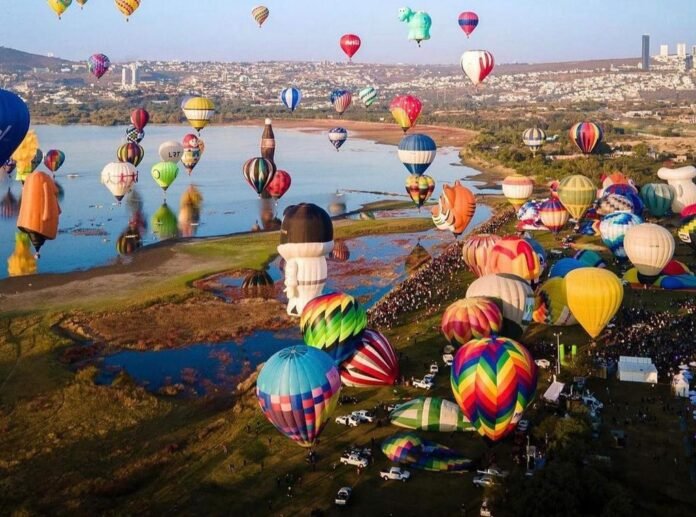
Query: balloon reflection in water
241 269 275 299
329 240 350 262
116 225 143 256
179 185 203 237
259 197 281 231
0 188 19 219
405 241 431 273
151 204 178 240
8 232 37 277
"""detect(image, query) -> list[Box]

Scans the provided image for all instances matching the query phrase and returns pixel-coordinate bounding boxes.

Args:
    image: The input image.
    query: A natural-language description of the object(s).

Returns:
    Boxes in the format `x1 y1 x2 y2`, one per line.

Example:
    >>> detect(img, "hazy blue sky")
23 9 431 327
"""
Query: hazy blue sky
3 1 696 64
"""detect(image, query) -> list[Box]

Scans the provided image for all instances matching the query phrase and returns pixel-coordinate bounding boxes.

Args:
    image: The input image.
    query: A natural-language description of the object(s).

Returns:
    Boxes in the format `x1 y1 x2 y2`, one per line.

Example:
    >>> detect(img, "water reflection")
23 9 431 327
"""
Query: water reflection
405 240 432 273
7 232 37 277
116 189 147 256
178 185 203 237
241 269 275 299
328 193 347 216
329 239 350 262
151 203 178 240
260 197 281 231
0 189 19 219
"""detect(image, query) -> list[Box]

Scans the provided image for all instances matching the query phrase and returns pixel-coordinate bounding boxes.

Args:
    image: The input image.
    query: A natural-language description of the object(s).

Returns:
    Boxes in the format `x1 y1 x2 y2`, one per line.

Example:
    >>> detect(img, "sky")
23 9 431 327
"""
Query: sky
2 1 696 64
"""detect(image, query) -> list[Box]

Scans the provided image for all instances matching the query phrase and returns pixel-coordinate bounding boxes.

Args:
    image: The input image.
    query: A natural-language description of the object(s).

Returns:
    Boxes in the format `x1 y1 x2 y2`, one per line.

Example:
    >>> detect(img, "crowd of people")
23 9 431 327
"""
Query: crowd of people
368 205 515 329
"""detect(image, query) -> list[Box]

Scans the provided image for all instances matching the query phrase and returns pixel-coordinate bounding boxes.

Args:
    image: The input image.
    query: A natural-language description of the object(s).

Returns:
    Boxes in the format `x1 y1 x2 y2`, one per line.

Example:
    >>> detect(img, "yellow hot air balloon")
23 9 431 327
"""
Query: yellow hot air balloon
533 277 577 326
115 0 140 20
7 232 37 277
502 174 534 210
557 175 596 220
47 0 72 19
182 97 215 133
565 268 623 339
11 130 40 173
624 223 675 279
252 5 270 27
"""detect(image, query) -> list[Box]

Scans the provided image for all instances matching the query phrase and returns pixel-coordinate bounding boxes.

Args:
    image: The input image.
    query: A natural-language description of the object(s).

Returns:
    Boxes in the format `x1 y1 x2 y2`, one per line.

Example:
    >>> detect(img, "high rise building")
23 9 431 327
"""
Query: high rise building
660 44 669 57
642 35 650 70
677 43 687 58
121 67 128 88
692 45 696 57
130 63 139 87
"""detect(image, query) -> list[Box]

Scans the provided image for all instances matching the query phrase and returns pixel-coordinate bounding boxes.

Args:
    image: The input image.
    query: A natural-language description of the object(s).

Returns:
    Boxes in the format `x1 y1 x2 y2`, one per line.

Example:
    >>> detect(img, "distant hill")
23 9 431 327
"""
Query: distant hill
0 46 75 72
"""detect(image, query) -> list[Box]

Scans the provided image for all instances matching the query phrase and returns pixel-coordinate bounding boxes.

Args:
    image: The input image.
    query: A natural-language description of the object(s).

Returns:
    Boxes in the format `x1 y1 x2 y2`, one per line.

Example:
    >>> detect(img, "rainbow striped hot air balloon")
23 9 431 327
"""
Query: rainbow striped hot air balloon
182 97 215 133
381 432 473 472
280 87 302 112
300 292 367 364
502 174 534 210
557 175 596 220
242 157 276 196
257 346 341 447
251 5 270 27
340 329 399 387
538 197 569 233
43 150 65 174
441 297 502 347
450 336 537 442
569 121 603 155
358 87 377 107
405 174 435 208
461 234 501 277
398 133 436 176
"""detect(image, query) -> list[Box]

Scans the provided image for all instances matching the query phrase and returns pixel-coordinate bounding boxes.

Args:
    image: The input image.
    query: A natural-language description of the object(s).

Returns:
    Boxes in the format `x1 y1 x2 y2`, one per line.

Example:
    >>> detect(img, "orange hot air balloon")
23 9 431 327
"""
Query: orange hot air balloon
461 233 501 277
16 171 61 257
431 181 476 237
489 236 543 284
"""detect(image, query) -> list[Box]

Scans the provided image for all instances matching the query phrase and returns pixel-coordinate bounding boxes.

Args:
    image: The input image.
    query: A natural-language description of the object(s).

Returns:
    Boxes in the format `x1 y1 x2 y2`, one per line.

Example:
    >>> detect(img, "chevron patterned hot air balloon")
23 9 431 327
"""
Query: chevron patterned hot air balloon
441 297 502 347
450 336 537 442
405 174 435 208
381 432 473 472
300 292 367 363
596 194 635 216
461 234 501 277
339 329 399 387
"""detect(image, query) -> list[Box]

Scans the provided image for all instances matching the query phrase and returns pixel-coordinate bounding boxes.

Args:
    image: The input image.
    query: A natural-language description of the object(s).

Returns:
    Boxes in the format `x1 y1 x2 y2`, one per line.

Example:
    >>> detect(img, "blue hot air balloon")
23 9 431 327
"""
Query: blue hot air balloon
280 87 302 112
604 184 644 215
0 89 30 166
599 212 643 259
256 345 341 447
397 134 437 176
548 258 585 279
328 127 348 151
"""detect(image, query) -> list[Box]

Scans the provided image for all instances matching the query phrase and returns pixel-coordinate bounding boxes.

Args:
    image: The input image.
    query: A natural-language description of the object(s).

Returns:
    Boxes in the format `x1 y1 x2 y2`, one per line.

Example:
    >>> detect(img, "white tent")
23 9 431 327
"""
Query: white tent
672 374 690 398
617 356 658 384
543 380 565 403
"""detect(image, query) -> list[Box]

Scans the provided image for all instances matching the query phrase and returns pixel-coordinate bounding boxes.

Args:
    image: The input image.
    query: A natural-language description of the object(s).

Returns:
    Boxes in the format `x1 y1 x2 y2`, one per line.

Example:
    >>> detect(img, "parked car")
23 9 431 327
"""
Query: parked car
335 415 360 427
339 395 358 405
429 363 439 374
335 487 352 506
412 378 433 389
534 359 551 369
340 454 368 468
351 410 375 423
477 467 509 478
442 353 454 366
380 466 410 481
473 475 496 488
516 419 530 432
343 446 371 459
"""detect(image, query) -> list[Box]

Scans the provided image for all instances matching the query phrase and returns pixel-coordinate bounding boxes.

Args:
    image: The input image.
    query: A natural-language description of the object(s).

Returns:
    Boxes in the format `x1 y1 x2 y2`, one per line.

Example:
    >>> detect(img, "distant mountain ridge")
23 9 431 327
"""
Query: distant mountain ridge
0 46 75 72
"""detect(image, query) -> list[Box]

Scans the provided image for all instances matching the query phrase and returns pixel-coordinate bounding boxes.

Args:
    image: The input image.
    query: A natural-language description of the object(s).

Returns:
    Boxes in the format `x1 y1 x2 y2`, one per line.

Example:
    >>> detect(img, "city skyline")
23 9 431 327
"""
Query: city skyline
3 1 696 65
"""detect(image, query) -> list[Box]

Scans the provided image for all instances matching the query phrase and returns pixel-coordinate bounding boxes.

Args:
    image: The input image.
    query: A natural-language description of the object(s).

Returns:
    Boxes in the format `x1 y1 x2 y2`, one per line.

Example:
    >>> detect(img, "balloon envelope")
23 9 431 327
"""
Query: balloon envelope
565 268 623 338
0 89 30 166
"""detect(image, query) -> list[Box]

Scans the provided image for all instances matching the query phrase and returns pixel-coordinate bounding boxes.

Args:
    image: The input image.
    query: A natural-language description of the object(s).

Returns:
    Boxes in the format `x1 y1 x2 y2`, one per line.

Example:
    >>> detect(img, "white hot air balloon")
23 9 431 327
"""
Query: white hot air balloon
101 162 138 202
624 223 675 279
460 50 495 86
657 166 696 213
158 141 184 163
466 273 534 338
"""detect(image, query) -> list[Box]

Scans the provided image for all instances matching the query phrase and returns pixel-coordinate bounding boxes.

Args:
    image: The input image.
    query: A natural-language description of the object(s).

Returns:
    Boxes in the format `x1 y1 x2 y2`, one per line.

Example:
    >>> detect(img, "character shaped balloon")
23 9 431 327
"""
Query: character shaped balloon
16 171 61 258
398 7 432 46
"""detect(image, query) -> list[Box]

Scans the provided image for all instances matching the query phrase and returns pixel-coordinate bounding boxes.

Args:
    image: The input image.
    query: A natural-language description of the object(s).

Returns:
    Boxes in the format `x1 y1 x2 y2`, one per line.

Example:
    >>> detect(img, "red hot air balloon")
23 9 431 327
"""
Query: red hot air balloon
266 169 292 200
569 122 603 155
389 95 423 133
340 34 361 62
458 12 479 38
130 108 150 132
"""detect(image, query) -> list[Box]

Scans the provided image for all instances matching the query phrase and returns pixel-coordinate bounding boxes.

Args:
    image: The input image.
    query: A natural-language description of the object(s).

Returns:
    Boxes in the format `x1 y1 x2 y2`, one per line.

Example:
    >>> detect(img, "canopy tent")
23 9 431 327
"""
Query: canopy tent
618 356 658 384
543 380 565 403
673 374 690 398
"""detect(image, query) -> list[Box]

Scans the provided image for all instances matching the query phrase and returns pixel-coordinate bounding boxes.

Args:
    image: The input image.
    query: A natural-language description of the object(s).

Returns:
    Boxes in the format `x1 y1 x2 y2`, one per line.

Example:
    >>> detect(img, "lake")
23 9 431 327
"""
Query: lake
0 124 488 278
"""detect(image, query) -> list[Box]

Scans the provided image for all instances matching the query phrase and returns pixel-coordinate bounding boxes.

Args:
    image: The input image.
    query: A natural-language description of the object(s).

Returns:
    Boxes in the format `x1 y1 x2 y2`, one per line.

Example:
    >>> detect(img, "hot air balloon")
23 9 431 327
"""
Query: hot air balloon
43 150 65 174
0 188 19 220
657 166 696 213
458 11 479 38
125 125 144 144
0 89 30 166
151 162 179 193
533 277 577 326
130 108 149 131
574 249 606 268
330 90 352 116
115 0 140 20
398 7 432 46
328 127 348 151
340 34 361 62
358 87 377 108
450 336 537 442
565 268 623 339
398 133 436 175
390 95 422 133
600 172 635 196
240 270 274 299
251 5 269 27
15 148 43 184
405 174 435 208
539 197 569 233
101 162 138 202
624 223 675 282
557 175 596 220
462 234 501 277
382 432 473 472
257 345 340 447
548 258 584 279
460 50 495 86
158 141 183 163
678 216 696 251
569 122 603 155
7 232 37 277
640 183 673 217
87 54 110 80
340 329 399 387
48 0 72 19
330 240 350 262
489 237 543 284
466 274 534 339
178 185 202 238
280 87 302 112
441 297 503 347
181 135 204 175
117 142 144 167
431 181 476 237
16 171 61 257
596 193 634 216
151 203 178 240
522 128 546 156
301 292 367 364
182 97 215 133
603 184 643 215
278 203 334 317
502 175 534 210
390 398 473 433
266 169 291 200
242 157 276 196
599 212 643 260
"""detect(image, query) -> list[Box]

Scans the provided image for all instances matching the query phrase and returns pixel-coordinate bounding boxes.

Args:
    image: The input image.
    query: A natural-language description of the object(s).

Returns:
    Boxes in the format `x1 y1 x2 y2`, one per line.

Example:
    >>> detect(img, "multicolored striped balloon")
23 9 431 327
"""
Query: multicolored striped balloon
458 11 479 38
358 87 377 107
257 345 341 447
489 236 543 284
43 150 65 174
242 157 276 196
441 297 502 347
533 277 577 326
557 174 596 220
117 143 144 167
390 397 473 432
280 87 302 112
340 329 399 387
330 90 352 116
539 197 568 233
569 121 603 155
450 336 537 442
381 432 473 472
405 174 435 208
461 234 501 277
300 292 367 363
251 5 269 27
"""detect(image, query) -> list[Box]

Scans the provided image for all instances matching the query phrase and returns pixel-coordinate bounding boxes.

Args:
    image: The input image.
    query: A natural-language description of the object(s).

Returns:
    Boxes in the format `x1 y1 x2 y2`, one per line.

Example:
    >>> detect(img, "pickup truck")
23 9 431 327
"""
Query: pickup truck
476 467 509 478
340 454 368 468
413 378 433 389
380 466 411 481
351 410 375 423
335 415 360 427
